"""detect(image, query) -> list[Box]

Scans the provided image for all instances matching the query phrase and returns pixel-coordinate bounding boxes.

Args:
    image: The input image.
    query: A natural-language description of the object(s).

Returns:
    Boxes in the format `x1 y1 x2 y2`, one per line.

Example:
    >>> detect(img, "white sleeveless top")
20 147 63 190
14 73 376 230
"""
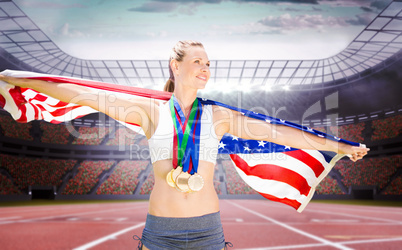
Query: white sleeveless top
148 101 220 165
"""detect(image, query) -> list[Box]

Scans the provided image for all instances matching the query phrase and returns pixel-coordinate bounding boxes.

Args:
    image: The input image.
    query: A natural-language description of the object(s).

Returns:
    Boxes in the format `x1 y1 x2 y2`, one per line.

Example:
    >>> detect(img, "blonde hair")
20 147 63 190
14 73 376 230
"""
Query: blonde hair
164 40 204 92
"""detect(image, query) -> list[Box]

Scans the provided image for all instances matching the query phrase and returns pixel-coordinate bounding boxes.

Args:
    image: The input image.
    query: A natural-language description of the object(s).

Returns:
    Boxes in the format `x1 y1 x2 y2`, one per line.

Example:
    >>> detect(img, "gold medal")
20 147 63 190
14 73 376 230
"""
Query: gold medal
172 166 183 185
166 169 175 188
175 171 191 193
188 173 204 192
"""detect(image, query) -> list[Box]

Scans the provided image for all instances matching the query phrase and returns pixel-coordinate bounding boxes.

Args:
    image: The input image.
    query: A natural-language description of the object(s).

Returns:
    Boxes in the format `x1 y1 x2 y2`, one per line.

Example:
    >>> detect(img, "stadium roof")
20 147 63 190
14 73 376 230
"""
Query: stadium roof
0 0 401 91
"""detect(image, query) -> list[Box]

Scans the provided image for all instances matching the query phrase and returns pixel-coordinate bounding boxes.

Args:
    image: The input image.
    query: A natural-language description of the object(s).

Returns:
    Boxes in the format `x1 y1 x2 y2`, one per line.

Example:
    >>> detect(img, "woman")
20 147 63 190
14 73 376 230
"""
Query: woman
0 40 369 249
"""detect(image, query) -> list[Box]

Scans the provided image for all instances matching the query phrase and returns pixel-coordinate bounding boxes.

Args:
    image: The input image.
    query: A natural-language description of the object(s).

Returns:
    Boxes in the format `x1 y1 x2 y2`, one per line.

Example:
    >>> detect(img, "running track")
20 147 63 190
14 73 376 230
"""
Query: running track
0 200 401 250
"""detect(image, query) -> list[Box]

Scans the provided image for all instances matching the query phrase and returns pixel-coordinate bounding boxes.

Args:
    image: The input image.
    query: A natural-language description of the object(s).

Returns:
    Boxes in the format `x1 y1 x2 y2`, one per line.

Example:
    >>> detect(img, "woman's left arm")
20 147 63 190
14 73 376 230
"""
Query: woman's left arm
213 106 369 162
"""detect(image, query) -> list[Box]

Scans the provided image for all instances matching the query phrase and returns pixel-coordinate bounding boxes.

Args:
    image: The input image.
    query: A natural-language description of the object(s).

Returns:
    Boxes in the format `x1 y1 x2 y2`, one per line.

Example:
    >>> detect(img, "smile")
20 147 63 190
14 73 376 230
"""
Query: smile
196 75 207 81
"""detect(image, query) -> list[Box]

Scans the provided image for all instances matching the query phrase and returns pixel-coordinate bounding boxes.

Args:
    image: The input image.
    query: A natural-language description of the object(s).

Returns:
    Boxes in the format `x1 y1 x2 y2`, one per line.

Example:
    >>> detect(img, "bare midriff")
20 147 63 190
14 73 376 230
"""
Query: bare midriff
148 158 219 218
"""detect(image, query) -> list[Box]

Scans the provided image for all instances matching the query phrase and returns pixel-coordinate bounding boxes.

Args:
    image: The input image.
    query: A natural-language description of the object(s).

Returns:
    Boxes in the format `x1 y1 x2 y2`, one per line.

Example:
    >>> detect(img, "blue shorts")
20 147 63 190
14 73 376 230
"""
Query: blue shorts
137 211 228 250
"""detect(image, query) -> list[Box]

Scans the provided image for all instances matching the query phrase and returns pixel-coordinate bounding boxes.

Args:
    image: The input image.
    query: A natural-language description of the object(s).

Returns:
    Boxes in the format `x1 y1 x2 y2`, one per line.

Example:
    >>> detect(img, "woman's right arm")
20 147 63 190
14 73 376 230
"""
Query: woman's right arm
0 75 157 136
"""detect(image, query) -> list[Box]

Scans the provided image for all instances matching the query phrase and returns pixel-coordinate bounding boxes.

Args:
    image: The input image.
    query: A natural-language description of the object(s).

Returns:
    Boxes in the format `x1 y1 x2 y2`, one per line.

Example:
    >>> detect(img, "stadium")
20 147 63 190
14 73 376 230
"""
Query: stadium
0 0 401 249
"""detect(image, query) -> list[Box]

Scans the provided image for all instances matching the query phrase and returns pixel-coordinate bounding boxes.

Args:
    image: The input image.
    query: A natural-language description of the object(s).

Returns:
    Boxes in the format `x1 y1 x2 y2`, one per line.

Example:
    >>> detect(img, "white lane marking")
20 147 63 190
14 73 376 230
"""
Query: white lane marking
237 242 327 249
256 200 402 224
339 236 402 245
304 209 402 225
311 219 359 223
0 216 21 221
235 218 244 222
0 205 147 225
73 222 145 250
116 218 127 222
226 200 353 250
236 236 402 249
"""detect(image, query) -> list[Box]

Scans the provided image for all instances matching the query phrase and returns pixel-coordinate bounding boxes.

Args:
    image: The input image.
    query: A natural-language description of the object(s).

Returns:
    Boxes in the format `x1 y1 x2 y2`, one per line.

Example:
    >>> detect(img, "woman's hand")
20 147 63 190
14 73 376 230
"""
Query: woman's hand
338 143 370 162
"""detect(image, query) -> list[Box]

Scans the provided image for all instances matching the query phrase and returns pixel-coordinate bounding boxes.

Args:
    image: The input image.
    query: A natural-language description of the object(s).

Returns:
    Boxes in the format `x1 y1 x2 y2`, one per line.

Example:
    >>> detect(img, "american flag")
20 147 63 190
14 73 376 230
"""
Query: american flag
0 69 361 212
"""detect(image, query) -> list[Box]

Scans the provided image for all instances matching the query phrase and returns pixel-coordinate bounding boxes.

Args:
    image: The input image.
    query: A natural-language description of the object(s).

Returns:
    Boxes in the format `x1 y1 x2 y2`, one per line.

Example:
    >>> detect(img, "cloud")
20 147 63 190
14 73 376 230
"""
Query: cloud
345 13 373 26
47 23 88 39
233 0 319 4
317 0 392 10
127 0 211 15
257 13 373 32
258 14 344 30
360 6 373 12
15 0 86 9
370 0 391 10
128 2 178 13
283 6 323 12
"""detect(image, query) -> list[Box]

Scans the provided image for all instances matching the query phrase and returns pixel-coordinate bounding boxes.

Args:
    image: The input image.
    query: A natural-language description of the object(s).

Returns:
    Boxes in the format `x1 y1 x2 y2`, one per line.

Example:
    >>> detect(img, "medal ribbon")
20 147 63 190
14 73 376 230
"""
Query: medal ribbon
170 95 202 175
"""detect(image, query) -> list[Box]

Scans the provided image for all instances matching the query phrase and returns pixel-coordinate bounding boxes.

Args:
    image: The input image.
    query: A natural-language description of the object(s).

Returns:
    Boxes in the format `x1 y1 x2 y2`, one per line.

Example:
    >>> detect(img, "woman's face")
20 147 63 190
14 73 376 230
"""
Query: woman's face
174 46 210 90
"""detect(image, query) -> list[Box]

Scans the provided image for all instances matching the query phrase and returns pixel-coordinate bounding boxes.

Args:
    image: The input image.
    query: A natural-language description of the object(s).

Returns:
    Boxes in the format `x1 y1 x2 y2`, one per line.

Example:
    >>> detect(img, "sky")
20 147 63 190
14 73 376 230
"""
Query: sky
13 0 392 60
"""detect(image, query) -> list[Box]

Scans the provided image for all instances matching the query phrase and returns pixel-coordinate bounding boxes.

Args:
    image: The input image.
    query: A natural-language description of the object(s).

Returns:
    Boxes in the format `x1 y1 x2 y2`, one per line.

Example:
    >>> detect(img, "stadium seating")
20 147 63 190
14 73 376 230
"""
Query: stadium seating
335 155 401 190
382 175 402 195
0 173 22 195
0 115 33 141
62 160 114 195
40 122 70 144
315 176 344 195
0 154 76 190
72 127 111 145
105 127 139 146
330 123 365 142
222 160 257 195
372 115 402 141
96 160 148 194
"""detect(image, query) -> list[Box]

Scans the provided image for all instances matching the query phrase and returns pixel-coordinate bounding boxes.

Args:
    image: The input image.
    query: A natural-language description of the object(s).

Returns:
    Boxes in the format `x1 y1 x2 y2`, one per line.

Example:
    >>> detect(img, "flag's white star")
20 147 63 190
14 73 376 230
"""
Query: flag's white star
244 146 251 151
218 142 226 149
284 145 291 150
265 119 271 123
241 112 245 115
307 127 314 132
280 119 286 123
334 136 341 140
231 136 239 141
202 98 207 101
258 141 267 147
318 134 324 138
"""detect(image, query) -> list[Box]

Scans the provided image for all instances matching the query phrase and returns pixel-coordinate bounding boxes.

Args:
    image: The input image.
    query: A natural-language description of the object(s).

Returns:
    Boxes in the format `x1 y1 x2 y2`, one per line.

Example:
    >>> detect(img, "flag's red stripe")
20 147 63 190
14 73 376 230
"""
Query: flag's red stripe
26 76 172 101
8 87 27 122
230 154 311 196
0 94 5 108
283 150 325 177
258 192 301 210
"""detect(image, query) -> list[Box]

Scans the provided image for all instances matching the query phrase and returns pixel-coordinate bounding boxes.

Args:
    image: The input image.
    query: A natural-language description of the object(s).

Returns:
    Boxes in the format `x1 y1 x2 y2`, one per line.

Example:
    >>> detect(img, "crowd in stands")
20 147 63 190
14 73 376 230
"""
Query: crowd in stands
40 122 70 144
72 127 111 145
96 160 148 195
315 176 344 195
312 127 326 133
0 154 76 190
382 175 402 195
140 171 154 195
0 173 22 195
335 155 401 190
330 123 365 142
105 127 139 146
222 160 257 195
372 114 401 141
62 160 114 195
0 115 33 141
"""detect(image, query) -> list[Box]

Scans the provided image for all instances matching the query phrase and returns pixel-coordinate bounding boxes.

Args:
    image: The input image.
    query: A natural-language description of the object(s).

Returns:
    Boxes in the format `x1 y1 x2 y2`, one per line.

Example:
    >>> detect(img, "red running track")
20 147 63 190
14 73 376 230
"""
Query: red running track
0 200 401 250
